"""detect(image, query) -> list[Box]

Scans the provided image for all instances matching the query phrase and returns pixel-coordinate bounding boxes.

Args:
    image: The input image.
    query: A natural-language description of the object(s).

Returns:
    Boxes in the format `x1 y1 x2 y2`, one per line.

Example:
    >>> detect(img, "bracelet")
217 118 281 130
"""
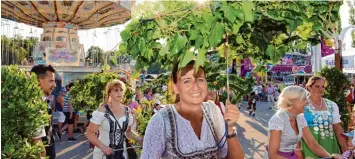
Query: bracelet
227 133 237 139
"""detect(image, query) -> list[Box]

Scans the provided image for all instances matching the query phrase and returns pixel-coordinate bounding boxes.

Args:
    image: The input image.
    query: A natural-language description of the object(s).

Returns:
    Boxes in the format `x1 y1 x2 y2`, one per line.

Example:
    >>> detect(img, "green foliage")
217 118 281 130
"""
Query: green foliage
1 36 39 65
349 1 355 26
121 1 341 72
136 97 161 135
86 46 105 66
319 67 350 131
70 72 134 111
140 74 170 95
1 65 49 158
135 106 153 136
147 63 167 74
205 61 255 104
348 1 355 47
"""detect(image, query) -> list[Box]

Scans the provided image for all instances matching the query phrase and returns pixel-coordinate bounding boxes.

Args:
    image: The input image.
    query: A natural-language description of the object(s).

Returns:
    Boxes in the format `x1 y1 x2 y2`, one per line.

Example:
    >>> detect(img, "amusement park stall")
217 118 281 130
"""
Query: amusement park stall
268 52 312 85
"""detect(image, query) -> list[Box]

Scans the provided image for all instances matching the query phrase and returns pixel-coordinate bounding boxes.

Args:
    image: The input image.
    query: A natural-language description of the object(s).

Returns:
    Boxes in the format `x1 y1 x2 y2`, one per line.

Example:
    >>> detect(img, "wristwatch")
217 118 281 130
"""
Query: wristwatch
227 127 237 139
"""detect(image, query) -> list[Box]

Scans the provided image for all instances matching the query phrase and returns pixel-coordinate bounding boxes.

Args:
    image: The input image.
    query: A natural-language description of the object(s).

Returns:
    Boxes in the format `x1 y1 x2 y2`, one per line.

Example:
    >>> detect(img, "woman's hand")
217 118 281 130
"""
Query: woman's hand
224 100 240 132
295 150 303 159
332 154 342 159
100 145 113 156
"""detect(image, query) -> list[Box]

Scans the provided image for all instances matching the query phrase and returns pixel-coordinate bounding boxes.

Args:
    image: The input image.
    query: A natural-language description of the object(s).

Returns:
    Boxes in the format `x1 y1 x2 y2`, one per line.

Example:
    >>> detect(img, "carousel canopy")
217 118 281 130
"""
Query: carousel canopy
1 1 134 29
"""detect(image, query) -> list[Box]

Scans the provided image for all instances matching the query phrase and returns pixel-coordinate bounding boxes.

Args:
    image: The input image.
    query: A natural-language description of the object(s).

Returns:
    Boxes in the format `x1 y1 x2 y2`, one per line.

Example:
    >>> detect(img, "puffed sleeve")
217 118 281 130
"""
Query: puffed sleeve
330 101 341 124
268 115 284 131
297 113 308 129
90 111 105 125
141 113 166 159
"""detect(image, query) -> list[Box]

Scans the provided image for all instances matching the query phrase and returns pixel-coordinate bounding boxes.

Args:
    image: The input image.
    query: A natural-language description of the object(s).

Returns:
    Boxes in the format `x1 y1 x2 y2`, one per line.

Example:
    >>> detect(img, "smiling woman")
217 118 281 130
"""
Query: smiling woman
141 61 244 159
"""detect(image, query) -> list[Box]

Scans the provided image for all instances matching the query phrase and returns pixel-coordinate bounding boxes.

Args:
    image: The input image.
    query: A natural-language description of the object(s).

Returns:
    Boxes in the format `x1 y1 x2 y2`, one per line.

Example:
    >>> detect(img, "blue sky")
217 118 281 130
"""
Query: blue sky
1 1 354 53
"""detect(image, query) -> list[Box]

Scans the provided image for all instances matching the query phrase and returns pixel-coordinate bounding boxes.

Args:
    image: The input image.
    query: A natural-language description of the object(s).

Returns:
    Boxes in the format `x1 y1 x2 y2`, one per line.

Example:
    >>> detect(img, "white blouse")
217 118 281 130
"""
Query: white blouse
90 108 133 159
141 102 228 159
267 110 308 152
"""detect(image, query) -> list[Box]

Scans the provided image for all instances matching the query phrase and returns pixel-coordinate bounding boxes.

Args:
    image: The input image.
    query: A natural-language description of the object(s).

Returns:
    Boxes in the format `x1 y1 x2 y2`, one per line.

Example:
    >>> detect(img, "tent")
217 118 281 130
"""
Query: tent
321 47 355 73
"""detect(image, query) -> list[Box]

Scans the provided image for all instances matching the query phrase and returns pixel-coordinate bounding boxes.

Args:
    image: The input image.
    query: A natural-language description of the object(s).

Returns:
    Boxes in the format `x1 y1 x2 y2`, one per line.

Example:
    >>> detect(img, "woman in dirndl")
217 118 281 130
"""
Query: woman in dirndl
301 76 347 158
266 86 336 159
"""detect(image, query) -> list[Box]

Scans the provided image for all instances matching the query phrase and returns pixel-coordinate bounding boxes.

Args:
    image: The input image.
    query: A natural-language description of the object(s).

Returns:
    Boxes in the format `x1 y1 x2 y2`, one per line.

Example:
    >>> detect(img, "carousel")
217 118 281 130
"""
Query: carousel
1 1 134 85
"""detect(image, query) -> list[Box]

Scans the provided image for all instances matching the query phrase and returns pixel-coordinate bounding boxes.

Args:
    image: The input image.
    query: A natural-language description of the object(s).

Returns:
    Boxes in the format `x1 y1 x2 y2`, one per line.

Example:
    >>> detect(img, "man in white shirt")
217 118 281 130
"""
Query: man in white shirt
31 65 56 159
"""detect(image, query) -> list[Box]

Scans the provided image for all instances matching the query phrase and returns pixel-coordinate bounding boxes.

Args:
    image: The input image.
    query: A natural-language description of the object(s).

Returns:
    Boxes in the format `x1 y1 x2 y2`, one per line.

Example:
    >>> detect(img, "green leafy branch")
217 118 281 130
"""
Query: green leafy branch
120 1 341 73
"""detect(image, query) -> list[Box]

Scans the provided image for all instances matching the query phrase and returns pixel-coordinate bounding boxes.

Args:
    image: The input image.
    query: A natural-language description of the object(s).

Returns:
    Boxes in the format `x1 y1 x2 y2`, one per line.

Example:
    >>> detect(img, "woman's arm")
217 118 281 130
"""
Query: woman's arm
225 133 244 159
57 95 64 108
222 102 244 159
302 126 332 157
85 107 113 156
268 130 286 159
125 126 143 145
333 123 347 152
331 102 347 152
86 122 105 149
295 142 303 159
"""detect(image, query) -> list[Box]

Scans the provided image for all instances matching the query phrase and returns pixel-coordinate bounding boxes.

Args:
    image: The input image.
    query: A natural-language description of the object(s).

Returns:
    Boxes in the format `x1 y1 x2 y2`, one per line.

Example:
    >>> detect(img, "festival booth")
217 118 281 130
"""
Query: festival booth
321 47 355 74
268 52 312 85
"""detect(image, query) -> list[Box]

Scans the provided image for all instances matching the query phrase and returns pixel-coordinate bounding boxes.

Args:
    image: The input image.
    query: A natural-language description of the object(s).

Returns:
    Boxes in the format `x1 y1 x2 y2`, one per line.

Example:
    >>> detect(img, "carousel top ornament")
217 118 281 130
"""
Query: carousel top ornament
1 1 134 29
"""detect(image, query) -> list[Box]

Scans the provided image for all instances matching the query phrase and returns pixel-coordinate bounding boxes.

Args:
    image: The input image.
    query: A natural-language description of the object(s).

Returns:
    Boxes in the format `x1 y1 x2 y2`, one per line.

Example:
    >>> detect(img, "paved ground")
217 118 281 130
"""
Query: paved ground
55 101 276 159
237 101 276 159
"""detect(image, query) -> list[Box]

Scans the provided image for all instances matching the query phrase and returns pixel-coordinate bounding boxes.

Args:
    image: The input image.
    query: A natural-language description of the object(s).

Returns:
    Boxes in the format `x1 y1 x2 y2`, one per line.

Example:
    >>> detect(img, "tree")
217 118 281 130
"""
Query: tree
86 46 104 66
69 72 134 111
205 59 255 104
147 63 167 74
319 67 350 131
348 0 355 47
1 66 49 158
120 1 341 72
1 36 39 65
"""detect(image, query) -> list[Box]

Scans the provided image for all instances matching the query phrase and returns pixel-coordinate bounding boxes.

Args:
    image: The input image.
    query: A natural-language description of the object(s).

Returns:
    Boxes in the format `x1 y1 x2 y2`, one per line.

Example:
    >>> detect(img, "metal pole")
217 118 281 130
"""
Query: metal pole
335 39 342 71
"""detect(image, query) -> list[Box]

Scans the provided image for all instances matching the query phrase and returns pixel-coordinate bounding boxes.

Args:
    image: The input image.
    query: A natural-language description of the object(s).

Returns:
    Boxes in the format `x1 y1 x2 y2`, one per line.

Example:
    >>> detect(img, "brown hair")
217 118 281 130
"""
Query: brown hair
171 61 206 103
104 79 126 104
306 75 327 91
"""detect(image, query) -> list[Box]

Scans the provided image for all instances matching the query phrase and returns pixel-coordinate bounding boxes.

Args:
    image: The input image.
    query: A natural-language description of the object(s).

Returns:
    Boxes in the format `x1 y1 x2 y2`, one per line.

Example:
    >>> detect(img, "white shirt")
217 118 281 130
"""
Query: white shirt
141 102 228 159
267 110 307 152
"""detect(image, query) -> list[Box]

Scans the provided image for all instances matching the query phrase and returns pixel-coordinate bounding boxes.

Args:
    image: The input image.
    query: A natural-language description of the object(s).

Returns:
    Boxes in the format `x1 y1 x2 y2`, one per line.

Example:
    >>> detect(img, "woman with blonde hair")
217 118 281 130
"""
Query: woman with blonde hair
86 79 143 159
301 75 347 158
266 86 338 159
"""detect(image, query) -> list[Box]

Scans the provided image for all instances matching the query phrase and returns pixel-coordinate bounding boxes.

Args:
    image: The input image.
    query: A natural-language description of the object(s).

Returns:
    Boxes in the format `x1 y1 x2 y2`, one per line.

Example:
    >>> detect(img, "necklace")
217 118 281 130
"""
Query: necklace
310 98 323 108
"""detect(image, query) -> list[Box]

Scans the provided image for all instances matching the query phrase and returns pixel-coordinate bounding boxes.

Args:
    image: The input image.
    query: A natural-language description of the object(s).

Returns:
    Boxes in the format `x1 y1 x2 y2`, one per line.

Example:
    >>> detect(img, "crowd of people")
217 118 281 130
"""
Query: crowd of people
27 63 355 159
248 83 281 116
